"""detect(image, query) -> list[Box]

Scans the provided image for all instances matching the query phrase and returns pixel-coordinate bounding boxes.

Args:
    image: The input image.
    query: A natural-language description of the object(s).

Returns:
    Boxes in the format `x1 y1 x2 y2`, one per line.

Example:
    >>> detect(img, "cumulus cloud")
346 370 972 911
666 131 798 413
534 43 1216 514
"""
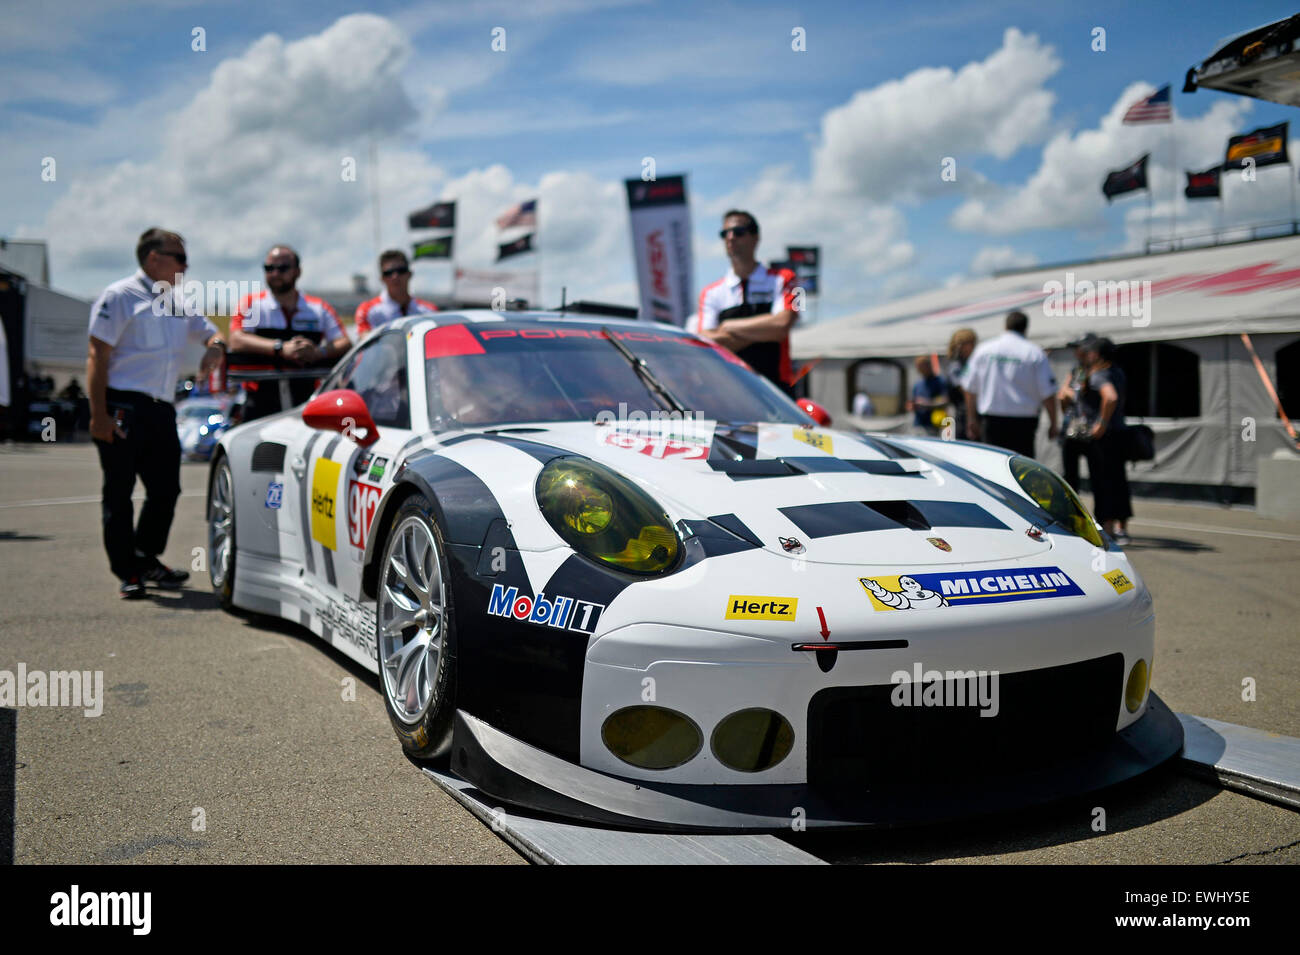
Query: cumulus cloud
811 27 1060 201
40 14 441 289
950 84 1254 235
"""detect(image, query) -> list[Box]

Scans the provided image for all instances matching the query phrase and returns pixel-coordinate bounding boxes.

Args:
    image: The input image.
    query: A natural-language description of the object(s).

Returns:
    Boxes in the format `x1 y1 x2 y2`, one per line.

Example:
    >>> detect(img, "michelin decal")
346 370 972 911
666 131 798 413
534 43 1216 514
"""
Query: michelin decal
860 566 1084 611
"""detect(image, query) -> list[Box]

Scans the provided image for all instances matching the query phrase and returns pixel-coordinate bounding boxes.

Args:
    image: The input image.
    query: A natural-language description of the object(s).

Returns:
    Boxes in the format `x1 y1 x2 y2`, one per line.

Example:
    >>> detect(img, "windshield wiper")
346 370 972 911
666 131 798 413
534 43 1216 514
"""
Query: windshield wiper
600 326 691 415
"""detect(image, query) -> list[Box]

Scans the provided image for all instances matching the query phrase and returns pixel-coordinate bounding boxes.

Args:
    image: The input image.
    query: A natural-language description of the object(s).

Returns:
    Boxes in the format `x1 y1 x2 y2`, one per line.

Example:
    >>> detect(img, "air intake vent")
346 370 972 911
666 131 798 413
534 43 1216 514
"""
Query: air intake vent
251 442 286 472
863 501 929 530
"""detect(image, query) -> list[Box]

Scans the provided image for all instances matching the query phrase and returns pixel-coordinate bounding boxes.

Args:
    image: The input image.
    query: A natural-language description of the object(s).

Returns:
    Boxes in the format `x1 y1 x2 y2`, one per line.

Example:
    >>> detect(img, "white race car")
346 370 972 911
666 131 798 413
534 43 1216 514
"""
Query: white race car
207 312 1182 830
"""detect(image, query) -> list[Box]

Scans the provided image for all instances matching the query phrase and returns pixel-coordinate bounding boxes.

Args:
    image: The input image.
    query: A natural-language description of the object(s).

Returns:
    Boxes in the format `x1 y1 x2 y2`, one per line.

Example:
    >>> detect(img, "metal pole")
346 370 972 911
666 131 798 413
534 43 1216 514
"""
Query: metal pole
1170 118 1178 248
1291 162 1297 233
369 137 382 254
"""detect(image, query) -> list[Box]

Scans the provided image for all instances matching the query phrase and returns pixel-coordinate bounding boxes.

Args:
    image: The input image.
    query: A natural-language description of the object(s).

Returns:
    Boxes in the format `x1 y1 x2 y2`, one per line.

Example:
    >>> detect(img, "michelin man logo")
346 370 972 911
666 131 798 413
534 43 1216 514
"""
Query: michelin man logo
861 576 949 610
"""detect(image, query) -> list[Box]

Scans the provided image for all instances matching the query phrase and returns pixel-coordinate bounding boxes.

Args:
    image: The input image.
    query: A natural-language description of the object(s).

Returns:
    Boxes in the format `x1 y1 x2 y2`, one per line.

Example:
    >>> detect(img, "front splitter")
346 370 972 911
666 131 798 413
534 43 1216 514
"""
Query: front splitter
448 693 1186 833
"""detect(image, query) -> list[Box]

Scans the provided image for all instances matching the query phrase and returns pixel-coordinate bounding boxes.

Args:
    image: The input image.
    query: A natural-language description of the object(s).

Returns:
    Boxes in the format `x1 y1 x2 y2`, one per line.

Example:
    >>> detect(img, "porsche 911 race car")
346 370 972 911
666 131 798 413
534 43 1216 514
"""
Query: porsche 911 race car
207 311 1183 831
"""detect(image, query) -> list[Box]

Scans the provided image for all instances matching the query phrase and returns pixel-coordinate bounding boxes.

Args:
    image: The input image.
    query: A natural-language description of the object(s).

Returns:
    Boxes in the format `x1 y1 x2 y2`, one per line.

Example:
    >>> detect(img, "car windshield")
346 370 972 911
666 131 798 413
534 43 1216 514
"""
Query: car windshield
423 321 808 429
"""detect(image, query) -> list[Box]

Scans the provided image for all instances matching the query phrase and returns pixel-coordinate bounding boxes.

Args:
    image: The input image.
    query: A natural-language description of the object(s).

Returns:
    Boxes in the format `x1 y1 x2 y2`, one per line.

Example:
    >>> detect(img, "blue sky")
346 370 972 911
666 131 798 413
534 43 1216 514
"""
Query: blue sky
3 0 1299 319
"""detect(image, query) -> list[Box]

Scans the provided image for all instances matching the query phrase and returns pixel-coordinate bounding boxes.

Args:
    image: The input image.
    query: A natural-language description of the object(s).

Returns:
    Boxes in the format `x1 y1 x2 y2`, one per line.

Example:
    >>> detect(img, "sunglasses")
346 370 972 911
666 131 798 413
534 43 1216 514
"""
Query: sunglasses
157 249 188 265
263 263 295 273
382 266 410 277
720 226 758 239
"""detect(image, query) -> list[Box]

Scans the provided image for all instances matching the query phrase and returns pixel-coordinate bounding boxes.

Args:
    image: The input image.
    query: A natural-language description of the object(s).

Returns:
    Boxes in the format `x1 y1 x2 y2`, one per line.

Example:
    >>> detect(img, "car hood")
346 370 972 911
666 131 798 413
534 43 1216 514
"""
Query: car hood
471 419 1053 567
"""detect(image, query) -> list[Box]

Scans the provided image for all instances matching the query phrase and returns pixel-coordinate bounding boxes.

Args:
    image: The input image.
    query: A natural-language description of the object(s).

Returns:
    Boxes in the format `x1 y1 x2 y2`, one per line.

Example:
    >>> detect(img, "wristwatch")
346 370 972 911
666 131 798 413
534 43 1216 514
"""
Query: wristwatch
273 339 283 356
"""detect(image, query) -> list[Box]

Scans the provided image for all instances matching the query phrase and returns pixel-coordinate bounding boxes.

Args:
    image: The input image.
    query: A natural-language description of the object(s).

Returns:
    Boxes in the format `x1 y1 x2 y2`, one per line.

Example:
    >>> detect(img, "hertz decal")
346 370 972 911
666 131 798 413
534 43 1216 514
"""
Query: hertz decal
792 429 833 454
1103 569 1134 594
311 458 341 551
726 595 798 621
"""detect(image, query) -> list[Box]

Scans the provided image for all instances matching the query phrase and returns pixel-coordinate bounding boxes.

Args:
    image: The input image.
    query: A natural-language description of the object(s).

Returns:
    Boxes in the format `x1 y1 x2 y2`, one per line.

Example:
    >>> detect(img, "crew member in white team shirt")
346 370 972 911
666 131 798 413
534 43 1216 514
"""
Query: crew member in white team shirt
354 249 438 336
87 228 227 598
696 210 800 396
963 310 1059 458
229 244 351 420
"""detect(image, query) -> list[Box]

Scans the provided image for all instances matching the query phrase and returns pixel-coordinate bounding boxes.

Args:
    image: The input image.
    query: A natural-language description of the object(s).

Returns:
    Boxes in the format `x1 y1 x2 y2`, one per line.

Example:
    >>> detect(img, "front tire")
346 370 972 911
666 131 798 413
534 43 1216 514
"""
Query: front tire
209 456 237 611
376 495 457 758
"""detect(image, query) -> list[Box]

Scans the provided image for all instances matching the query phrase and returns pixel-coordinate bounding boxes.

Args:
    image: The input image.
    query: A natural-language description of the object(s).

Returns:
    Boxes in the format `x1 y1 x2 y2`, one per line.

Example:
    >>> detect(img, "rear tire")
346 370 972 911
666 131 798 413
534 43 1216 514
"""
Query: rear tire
375 495 457 758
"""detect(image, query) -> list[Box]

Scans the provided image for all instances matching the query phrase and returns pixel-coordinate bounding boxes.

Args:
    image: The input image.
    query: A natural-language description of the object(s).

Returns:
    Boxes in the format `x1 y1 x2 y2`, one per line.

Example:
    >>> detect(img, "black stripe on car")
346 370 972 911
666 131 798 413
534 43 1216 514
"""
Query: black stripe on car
710 425 760 460
780 500 1009 539
856 435 919 461
708 457 923 479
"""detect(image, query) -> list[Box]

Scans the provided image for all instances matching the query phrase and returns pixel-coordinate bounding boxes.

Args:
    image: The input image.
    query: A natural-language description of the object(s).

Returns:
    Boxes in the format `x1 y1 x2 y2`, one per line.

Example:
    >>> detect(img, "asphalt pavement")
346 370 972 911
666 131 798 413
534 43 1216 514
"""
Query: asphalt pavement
1 441 1296 864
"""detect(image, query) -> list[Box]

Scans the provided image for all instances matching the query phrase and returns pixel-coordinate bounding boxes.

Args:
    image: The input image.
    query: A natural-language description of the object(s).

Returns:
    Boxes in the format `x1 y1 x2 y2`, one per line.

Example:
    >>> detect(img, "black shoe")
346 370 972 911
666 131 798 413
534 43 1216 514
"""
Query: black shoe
120 576 146 599
142 561 189 589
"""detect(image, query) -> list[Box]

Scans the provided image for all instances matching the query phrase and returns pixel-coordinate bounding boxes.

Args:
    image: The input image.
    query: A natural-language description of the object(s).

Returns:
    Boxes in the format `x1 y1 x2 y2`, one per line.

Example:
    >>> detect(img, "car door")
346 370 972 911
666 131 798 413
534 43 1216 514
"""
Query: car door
289 330 415 665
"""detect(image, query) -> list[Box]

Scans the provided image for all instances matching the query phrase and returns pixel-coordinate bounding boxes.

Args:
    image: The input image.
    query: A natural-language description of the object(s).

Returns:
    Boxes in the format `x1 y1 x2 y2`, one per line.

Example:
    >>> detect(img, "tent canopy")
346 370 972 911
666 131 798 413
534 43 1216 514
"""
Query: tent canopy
793 234 1300 360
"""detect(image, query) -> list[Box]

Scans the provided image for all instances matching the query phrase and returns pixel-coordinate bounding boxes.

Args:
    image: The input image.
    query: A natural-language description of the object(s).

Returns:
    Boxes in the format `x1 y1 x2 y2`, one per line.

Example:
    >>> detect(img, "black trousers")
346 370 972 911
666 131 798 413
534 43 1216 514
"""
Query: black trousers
981 414 1039 458
1086 431 1133 523
94 390 181 580
1060 437 1088 492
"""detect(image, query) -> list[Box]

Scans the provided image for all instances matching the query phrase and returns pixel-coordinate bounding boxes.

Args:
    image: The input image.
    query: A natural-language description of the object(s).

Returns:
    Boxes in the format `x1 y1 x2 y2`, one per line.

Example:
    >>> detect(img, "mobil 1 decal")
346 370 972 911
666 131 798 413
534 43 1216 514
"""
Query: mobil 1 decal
859 566 1084 611
487 584 604 634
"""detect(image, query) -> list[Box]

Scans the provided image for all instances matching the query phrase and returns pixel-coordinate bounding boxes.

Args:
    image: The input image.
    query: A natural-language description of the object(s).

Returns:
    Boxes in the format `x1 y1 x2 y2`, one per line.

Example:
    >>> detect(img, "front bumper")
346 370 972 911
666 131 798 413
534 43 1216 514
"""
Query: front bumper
450 692 1184 832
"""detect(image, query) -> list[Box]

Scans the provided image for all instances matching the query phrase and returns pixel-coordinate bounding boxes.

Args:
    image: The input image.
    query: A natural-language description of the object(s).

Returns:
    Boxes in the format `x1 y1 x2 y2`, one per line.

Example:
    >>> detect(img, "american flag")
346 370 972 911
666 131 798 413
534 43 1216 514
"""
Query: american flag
1122 85 1172 124
496 198 537 230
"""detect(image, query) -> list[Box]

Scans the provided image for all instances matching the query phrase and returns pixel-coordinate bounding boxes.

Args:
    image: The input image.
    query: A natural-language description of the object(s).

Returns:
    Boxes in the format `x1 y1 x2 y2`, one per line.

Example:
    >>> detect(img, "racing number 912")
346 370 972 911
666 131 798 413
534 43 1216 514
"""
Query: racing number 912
348 480 382 549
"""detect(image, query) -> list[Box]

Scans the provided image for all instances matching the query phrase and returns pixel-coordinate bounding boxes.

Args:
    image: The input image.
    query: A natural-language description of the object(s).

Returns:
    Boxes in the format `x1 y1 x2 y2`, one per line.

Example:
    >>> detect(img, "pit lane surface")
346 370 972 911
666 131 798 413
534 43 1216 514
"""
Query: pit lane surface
2 443 1296 865
0 443 522 864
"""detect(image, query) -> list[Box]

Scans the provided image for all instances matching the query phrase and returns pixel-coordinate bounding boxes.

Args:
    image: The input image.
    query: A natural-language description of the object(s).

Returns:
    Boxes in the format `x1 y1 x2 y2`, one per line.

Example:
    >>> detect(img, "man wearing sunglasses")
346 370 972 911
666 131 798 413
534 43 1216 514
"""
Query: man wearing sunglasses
697 210 801 396
87 228 228 598
229 244 351 420
354 249 438 336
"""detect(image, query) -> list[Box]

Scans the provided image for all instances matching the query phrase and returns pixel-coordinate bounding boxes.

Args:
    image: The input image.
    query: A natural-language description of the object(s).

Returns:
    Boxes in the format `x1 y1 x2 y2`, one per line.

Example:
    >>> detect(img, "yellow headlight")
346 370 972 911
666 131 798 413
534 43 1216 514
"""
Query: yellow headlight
1125 659 1149 713
536 458 679 574
1009 456 1104 548
711 709 795 772
602 706 702 770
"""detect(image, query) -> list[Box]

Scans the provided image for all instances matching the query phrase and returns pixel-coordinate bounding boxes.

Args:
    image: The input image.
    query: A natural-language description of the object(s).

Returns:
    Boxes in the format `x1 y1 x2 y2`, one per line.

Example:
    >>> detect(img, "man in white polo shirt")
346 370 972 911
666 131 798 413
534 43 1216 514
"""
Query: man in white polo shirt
88 228 227 598
963 310 1059 458
354 249 438 336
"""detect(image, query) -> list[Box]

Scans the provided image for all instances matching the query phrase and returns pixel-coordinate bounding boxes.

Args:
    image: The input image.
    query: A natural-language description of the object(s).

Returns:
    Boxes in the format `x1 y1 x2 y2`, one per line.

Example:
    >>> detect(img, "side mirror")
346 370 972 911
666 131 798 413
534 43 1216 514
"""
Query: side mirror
302 389 380 447
797 398 832 427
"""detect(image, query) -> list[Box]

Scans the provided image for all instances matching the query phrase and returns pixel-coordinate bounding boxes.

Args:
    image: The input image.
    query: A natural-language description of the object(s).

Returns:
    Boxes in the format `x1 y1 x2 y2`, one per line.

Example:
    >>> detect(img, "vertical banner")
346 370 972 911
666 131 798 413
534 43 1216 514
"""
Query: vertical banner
786 246 820 295
624 175 694 325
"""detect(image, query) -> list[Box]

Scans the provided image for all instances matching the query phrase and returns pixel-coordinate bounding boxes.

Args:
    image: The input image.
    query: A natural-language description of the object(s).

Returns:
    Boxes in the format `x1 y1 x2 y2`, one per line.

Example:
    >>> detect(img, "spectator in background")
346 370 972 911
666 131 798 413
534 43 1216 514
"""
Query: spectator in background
908 355 948 436
229 244 351 421
1079 337 1132 545
945 328 976 440
964 310 1059 457
851 390 875 417
1057 332 1098 491
354 249 438 336
697 210 801 396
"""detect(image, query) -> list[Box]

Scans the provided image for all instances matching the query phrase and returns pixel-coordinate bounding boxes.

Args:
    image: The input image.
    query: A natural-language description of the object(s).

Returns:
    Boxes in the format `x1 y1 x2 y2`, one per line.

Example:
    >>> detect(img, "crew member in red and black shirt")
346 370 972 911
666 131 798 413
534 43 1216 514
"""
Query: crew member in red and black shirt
354 249 438 336
696 210 800 395
228 244 351 420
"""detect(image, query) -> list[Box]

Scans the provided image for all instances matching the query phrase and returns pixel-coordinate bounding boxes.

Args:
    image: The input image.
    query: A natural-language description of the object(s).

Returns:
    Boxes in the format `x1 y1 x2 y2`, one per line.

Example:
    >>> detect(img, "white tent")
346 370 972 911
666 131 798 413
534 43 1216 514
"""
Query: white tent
793 234 1300 494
